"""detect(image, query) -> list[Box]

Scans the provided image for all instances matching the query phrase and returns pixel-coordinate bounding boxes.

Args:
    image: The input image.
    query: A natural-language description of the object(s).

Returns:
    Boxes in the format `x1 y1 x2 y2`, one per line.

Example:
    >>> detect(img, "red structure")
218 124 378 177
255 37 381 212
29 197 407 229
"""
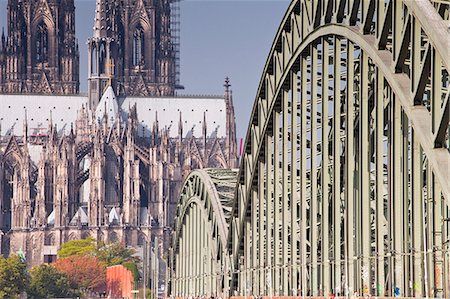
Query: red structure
107 265 134 299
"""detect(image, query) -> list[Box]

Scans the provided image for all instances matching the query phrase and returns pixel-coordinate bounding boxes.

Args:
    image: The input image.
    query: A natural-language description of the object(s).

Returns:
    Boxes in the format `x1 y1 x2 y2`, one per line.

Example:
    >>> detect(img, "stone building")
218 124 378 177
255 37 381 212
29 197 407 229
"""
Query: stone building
0 0 238 266
0 0 79 94
87 0 178 107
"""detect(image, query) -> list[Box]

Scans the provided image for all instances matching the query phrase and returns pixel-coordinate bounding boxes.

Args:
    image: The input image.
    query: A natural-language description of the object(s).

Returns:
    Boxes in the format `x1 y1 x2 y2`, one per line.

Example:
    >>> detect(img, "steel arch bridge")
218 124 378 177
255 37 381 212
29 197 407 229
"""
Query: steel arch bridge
169 0 450 298
169 169 238 297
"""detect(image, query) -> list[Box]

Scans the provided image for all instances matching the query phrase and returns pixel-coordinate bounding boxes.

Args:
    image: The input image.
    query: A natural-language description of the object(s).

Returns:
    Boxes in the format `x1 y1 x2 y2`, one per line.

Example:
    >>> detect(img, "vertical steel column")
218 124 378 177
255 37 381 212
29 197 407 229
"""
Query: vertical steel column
273 106 281 296
310 42 319 296
179 235 183 295
205 217 211 295
252 187 259 295
402 108 410 296
290 70 299 295
259 159 266 296
300 53 308 296
265 128 274 297
442 181 449 298
245 215 251 297
195 205 199 294
185 219 189 296
359 51 371 295
282 87 290 296
189 207 193 294
432 172 444 297
334 36 343 295
211 221 216 295
375 68 385 296
345 41 355 296
182 206 187 295
192 205 196 295
203 210 207 296
198 205 202 295
321 36 331 295
430 49 444 298
412 133 424 297
183 225 187 296
196 204 200 295
422 168 436 297
392 95 404 297
201 194 205 293
201 206 205 296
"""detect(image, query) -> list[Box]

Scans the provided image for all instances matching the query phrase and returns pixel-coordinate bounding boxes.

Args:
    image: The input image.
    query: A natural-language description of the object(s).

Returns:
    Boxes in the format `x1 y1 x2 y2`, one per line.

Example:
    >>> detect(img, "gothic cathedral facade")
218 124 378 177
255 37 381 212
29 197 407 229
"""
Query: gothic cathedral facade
0 0 238 267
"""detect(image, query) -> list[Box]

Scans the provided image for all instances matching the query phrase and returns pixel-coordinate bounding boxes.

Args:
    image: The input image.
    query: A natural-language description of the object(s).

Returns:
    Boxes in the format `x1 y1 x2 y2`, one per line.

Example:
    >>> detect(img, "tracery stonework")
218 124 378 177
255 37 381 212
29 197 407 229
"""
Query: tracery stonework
0 0 80 95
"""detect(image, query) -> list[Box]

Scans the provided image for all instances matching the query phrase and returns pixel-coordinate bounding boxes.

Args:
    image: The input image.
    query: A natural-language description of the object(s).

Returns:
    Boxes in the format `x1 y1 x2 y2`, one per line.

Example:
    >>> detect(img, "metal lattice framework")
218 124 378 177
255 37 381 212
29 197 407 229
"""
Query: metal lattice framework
170 0 450 298
169 169 238 297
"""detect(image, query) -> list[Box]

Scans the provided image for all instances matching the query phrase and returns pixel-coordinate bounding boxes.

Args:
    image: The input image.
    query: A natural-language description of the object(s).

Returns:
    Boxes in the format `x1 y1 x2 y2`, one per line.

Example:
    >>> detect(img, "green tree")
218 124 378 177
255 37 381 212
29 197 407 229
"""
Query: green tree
0 255 28 299
28 264 76 299
96 242 139 266
57 237 97 258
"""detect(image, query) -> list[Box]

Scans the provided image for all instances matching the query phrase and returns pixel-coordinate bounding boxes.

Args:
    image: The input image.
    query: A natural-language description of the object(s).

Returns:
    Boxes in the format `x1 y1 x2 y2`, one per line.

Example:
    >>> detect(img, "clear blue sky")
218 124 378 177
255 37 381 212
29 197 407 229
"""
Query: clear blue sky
0 0 290 140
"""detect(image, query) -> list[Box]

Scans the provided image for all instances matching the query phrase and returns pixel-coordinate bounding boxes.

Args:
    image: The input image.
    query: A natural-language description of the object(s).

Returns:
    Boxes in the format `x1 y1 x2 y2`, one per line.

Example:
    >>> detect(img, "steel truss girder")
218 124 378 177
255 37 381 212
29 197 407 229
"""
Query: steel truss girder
229 0 450 298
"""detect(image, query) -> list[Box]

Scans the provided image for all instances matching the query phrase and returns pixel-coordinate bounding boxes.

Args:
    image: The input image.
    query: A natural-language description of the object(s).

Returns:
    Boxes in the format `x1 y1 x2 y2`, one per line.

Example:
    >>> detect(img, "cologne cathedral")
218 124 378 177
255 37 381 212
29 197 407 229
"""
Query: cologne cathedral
0 0 238 266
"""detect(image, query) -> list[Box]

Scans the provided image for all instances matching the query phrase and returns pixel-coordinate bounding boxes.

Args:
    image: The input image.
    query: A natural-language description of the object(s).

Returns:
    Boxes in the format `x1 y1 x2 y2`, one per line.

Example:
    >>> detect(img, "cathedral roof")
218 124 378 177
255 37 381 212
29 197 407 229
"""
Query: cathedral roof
47 210 55 226
0 94 86 137
109 207 120 224
70 207 89 225
121 96 228 138
0 94 228 139
95 86 119 122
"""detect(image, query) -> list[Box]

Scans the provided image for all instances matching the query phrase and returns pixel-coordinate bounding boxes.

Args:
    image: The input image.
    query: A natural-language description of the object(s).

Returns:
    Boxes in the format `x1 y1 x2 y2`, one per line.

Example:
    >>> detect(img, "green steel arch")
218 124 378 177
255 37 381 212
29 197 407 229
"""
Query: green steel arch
228 0 450 298
170 1 450 298
168 169 238 297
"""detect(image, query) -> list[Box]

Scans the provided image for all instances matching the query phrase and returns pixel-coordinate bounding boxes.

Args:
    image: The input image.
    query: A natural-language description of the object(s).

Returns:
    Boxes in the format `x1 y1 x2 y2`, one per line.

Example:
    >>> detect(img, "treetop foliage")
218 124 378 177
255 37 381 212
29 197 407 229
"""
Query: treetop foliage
27 264 76 299
57 237 97 258
96 241 139 266
0 255 28 299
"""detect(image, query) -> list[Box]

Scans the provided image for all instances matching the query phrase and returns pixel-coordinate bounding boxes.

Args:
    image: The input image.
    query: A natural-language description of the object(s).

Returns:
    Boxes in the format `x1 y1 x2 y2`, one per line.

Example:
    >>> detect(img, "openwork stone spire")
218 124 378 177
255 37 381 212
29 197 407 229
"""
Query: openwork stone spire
93 0 112 38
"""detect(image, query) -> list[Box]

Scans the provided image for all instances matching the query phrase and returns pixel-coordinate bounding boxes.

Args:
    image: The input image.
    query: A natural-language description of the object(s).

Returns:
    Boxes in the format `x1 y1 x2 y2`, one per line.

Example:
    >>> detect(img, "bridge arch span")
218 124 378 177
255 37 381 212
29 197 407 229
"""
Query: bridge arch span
169 169 238 297
171 1 450 298
230 0 450 297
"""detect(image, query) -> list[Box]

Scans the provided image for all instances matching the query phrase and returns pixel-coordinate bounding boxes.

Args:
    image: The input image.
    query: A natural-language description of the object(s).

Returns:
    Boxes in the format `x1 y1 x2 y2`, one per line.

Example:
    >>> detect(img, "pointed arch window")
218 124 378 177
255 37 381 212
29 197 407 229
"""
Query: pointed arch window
99 43 106 74
133 26 145 66
91 44 98 75
36 22 48 63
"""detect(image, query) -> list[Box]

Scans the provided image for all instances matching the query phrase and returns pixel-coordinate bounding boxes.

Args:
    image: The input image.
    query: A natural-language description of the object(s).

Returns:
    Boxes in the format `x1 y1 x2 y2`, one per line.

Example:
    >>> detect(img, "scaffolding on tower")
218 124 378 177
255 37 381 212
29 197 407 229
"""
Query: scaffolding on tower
170 0 181 89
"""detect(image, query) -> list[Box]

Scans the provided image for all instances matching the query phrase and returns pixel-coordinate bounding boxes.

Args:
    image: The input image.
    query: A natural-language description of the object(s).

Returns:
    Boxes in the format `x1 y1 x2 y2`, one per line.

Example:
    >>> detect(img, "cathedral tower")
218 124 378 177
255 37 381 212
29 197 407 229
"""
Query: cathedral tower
88 0 177 108
87 0 119 109
0 0 79 94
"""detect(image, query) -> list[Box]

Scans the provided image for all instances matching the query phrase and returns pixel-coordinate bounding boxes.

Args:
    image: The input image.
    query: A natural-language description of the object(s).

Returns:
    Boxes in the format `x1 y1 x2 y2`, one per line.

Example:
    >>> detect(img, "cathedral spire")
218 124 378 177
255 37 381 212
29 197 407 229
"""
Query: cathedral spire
224 77 238 167
23 109 28 142
178 111 183 141
203 111 207 159
93 0 111 38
